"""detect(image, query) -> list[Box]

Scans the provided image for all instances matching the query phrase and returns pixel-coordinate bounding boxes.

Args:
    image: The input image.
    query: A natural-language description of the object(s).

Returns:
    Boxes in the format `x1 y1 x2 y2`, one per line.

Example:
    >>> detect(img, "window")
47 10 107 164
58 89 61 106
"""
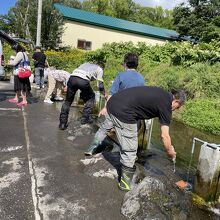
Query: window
77 39 92 50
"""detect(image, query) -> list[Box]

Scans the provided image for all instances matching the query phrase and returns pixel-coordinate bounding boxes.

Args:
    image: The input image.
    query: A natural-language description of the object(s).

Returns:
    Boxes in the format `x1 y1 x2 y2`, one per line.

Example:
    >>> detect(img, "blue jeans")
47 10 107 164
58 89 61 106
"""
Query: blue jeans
35 67 44 87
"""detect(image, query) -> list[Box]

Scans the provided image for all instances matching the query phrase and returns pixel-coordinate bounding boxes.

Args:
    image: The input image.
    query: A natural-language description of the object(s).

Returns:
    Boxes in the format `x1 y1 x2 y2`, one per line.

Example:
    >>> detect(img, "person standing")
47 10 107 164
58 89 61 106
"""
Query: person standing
32 46 48 89
85 86 186 191
59 61 106 130
44 68 70 104
8 45 31 107
85 53 145 155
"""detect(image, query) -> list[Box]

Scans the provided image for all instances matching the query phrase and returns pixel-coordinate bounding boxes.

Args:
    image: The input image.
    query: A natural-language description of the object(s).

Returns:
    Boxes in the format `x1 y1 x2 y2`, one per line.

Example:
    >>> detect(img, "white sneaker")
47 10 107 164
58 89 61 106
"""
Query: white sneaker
31 84 38 88
44 99 53 104
41 85 45 89
54 96 64 101
36 86 41 89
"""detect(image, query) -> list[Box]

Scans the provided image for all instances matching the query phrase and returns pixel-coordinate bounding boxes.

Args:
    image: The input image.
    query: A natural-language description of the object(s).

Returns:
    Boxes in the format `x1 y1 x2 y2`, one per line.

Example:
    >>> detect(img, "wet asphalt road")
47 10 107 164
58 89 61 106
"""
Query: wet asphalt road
0 81 126 220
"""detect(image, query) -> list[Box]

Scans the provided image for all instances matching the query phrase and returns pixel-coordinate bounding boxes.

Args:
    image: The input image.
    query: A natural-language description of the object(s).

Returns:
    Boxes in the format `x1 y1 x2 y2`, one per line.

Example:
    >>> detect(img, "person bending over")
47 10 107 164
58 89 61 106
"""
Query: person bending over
85 86 186 191
59 61 106 130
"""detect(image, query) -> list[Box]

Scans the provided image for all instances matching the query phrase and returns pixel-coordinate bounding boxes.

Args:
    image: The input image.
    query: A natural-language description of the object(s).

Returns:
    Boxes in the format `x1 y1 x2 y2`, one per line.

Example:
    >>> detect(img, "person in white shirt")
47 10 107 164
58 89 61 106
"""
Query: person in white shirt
59 62 106 129
44 67 70 104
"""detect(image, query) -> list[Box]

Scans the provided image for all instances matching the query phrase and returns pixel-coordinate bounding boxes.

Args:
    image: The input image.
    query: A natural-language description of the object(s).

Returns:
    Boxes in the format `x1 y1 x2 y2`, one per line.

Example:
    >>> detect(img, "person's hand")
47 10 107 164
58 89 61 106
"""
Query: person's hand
104 93 108 100
98 107 107 117
63 86 67 92
166 145 176 159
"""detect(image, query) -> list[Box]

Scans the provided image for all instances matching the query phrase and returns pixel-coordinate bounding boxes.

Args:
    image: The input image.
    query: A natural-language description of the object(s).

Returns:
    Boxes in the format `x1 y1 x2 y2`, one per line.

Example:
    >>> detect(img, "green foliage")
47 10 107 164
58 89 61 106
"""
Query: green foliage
178 99 220 135
169 41 220 66
173 0 220 42
0 0 81 48
45 49 85 72
42 41 220 135
82 0 173 29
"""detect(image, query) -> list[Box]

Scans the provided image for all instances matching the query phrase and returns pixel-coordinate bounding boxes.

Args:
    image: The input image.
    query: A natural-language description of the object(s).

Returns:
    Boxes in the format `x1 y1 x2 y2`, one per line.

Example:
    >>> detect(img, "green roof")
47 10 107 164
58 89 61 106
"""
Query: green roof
54 4 179 40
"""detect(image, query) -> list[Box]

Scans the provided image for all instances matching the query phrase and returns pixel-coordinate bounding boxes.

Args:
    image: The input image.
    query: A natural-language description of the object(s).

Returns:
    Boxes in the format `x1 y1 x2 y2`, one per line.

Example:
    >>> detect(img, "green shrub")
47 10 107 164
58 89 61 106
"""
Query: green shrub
45 49 86 72
177 99 220 135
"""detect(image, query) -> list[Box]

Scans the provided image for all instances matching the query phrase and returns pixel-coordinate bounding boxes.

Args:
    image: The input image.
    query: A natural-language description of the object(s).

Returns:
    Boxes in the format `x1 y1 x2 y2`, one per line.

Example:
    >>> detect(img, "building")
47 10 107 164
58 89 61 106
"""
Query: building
54 3 179 50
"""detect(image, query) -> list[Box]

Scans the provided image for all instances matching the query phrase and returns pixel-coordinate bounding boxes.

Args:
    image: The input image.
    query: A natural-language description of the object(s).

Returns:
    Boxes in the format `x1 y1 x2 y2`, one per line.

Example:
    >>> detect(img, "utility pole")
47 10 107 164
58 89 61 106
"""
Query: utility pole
36 0 42 46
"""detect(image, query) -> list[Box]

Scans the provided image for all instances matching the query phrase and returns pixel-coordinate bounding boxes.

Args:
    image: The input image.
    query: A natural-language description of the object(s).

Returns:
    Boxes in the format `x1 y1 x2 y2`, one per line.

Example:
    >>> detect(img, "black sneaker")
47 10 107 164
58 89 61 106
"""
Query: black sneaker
59 123 68 130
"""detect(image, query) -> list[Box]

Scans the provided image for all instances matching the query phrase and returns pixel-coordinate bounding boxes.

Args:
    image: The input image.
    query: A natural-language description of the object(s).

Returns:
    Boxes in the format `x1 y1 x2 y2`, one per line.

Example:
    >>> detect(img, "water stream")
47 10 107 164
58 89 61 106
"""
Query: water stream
152 119 220 170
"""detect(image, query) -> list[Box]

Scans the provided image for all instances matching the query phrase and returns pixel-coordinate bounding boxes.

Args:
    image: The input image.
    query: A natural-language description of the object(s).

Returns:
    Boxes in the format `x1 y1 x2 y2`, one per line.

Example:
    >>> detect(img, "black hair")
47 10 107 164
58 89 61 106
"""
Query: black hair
171 89 187 105
12 44 25 53
124 53 138 69
96 61 105 70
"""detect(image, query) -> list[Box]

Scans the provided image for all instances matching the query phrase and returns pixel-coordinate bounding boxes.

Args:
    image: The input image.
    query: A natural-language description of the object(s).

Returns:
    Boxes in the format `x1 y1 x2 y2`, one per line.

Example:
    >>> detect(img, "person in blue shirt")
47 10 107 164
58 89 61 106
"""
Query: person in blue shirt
98 53 145 117
84 53 145 156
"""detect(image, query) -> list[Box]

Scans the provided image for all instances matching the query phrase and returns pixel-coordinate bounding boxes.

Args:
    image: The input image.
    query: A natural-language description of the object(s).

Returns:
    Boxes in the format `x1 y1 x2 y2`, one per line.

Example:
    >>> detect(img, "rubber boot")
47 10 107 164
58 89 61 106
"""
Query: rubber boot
118 165 136 191
80 115 93 125
84 138 101 156
59 123 68 130
59 116 68 130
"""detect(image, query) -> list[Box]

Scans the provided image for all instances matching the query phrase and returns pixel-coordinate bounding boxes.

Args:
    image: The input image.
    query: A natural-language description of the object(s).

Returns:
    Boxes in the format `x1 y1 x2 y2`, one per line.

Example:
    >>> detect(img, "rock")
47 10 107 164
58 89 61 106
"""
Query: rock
121 176 169 219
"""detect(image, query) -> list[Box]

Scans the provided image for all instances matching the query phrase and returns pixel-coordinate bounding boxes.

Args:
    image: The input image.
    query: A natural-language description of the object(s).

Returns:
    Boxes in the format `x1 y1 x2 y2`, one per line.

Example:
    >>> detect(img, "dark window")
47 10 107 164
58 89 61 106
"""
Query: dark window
77 39 92 50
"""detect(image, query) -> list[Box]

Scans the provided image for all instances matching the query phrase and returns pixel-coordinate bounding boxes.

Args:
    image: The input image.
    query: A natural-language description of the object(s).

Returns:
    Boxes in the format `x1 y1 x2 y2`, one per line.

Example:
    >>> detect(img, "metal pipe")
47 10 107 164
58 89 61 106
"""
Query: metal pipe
36 0 42 46
192 137 220 153
147 119 154 149
187 137 220 182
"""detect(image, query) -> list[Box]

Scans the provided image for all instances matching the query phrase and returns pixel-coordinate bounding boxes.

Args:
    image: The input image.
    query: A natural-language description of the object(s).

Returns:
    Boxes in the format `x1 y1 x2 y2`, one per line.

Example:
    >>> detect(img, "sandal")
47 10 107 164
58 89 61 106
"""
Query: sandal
8 98 18 103
17 101 28 107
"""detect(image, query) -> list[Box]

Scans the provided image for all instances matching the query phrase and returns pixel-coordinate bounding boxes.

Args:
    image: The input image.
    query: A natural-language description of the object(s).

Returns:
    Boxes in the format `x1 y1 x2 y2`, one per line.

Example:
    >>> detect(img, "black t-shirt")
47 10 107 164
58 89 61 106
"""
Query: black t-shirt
32 52 46 68
107 86 173 125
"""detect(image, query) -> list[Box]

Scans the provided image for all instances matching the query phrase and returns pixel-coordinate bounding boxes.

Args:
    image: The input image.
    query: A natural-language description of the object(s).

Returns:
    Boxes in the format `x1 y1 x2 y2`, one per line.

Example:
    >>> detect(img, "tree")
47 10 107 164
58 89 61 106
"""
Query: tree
82 0 173 29
173 0 220 42
82 0 110 14
132 5 174 29
0 0 82 48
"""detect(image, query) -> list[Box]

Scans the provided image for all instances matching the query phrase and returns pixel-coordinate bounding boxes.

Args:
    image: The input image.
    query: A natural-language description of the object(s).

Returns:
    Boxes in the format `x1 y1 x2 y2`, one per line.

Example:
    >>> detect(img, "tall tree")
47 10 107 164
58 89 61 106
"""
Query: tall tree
0 0 82 48
82 0 173 29
173 0 220 42
132 5 174 29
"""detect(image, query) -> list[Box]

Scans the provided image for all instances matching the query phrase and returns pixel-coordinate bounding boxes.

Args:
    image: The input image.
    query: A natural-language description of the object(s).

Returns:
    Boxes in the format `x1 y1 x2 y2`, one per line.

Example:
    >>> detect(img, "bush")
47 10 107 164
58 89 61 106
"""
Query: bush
45 49 86 73
177 99 220 135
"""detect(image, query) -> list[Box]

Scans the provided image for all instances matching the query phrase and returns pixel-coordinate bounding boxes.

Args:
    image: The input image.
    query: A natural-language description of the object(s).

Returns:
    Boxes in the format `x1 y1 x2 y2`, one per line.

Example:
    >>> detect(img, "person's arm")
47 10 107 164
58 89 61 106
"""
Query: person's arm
109 75 120 96
160 125 176 158
9 52 22 66
98 74 121 116
98 94 112 117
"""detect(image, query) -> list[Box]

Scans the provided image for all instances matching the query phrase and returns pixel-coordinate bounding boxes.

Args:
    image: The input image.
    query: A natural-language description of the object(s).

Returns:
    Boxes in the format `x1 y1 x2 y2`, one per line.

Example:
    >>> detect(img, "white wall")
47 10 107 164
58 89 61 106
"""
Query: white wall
61 20 166 50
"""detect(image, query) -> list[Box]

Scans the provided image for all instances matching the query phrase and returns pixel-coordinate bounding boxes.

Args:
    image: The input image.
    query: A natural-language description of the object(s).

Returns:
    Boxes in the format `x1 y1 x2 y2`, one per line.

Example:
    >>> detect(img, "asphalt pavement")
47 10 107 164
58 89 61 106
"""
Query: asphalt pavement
0 81 126 220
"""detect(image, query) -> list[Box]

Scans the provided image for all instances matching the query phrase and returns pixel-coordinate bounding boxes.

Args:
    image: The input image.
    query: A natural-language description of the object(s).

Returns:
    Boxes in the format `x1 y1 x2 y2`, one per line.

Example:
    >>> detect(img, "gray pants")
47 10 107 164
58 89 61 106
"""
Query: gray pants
35 67 44 87
95 113 138 168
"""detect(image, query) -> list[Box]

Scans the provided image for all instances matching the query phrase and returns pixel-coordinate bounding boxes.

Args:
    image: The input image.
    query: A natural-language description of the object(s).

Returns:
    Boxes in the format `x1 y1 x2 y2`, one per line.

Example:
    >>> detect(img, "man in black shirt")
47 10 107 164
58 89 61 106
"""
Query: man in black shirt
32 46 48 89
86 86 186 191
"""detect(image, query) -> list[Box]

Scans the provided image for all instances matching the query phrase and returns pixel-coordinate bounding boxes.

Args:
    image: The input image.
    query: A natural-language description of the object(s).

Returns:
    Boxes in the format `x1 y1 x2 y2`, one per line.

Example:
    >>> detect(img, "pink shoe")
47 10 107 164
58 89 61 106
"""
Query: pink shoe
8 98 18 103
17 101 28 107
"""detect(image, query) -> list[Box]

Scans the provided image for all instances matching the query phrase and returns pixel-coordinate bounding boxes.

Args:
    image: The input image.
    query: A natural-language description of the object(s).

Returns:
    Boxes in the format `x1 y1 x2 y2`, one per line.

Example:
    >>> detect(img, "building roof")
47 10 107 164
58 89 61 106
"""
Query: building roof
54 3 179 41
